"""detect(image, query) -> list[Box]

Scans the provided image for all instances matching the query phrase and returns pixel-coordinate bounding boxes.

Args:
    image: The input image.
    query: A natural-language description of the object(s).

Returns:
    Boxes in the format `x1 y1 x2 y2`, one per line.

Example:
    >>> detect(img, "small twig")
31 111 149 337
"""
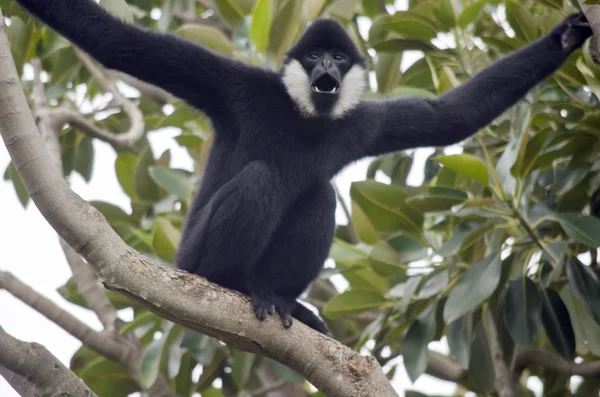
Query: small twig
0 270 133 364
332 182 359 244
485 311 520 397
513 349 600 378
0 326 98 397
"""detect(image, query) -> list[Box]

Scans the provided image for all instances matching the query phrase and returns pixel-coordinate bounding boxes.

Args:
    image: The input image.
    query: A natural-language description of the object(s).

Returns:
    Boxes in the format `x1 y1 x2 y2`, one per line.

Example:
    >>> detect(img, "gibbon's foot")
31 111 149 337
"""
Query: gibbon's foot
273 297 296 329
249 290 296 329
251 291 276 321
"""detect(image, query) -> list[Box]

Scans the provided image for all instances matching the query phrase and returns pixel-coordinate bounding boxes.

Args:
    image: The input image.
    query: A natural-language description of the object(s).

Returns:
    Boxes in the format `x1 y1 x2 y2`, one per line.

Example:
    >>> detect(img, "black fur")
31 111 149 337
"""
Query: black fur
15 0 592 333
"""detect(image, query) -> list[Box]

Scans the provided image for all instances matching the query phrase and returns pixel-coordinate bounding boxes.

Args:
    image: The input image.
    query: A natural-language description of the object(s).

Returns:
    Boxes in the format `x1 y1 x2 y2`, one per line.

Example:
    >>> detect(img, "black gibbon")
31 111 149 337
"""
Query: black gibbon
14 0 592 334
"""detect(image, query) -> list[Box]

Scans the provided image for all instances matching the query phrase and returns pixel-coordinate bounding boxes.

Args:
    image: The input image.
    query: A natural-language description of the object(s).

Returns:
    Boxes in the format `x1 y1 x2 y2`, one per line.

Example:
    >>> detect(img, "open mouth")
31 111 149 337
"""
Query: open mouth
311 74 340 94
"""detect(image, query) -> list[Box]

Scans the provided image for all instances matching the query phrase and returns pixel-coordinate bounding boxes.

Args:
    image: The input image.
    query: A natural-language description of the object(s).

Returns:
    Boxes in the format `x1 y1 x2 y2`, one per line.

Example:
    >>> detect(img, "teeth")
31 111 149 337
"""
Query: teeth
313 86 339 94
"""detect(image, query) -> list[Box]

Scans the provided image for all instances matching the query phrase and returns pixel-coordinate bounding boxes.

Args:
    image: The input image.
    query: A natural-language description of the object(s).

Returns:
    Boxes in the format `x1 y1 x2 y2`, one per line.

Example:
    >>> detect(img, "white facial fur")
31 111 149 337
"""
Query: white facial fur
282 59 366 119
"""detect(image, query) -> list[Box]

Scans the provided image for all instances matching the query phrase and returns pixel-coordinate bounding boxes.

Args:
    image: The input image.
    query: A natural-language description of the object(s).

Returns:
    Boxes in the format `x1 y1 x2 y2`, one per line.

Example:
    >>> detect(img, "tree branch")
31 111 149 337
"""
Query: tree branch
0 364 37 397
31 58 121 331
580 2 600 64
513 350 600 378
0 270 133 364
0 10 398 397
0 326 98 397
38 51 147 150
29 59 177 397
485 311 520 397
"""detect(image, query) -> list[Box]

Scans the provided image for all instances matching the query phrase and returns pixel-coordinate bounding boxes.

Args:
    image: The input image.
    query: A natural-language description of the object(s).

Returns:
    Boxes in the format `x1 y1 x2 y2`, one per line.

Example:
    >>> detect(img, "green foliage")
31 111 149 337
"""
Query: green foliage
3 0 600 396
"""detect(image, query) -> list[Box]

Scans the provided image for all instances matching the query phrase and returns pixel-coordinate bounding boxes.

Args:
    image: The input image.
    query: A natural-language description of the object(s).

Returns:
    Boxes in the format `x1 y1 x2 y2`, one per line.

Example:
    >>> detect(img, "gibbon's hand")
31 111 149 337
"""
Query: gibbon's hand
553 13 593 52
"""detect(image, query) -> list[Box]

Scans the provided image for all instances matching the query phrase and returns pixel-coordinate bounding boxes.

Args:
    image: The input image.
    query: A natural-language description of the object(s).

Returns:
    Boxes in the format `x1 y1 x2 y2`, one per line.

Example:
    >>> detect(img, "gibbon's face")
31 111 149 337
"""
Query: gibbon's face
282 19 367 119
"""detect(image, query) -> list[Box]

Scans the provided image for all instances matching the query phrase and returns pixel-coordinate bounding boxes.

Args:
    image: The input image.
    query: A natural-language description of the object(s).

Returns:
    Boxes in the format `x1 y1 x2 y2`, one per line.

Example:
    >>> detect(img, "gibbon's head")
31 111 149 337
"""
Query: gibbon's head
282 18 367 119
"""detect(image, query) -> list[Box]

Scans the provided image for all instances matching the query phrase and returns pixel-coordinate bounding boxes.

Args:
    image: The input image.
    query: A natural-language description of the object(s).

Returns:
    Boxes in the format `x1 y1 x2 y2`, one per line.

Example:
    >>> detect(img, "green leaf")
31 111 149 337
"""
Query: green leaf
351 200 380 244
140 323 179 388
176 24 234 56
505 1 538 42
560 285 600 356
231 350 256 388
8 16 34 74
90 201 131 224
100 0 134 23
371 38 435 53
268 0 303 58
351 180 423 236
368 242 405 276
71 346 138 397
468 323 495 395
323 290 388 318
386 234 428 262
378 12 438 41
264 358 304 383
152 218 181 263
417 269 448 299
74 137 94 182
458 0 489 29
3 162 30 208
135 147 162 202
503 277 543 348
329 238 368 266
558 213 600 248
403 304 437 382
448 312 473 369
213 0 245 27
540 288 575 360
566 256 600 325
148 166 191 201
343 266 389 295
115 152 140 200
249 0 272 52
443 253 502 323
406 187 467 213
435 154 489 186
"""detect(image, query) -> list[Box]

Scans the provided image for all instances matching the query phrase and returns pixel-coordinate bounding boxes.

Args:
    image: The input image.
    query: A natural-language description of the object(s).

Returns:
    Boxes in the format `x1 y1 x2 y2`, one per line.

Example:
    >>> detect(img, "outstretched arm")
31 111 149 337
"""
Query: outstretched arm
365 13 592 157
14 0 252 114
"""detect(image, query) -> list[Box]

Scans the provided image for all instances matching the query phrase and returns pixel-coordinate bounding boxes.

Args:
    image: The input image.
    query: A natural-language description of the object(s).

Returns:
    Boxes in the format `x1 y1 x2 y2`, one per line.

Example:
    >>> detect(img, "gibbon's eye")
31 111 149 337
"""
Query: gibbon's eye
333 54 345 61
308 54 319 60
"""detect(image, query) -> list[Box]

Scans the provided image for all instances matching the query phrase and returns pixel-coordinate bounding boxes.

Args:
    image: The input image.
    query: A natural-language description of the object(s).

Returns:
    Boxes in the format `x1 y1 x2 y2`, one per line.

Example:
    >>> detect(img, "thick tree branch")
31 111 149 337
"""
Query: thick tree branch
0 270 176 397
0 10 397 397
29 60 177 397
580 2 600 64
0 327 97 397
513 350 600 378
0 364 36 397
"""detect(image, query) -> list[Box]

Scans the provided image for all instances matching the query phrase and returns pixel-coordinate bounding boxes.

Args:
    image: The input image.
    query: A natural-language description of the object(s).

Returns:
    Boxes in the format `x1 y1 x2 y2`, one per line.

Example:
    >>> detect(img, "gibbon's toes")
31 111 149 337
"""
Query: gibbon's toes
281 315 293 329
251 295 275 321
274 298 295 329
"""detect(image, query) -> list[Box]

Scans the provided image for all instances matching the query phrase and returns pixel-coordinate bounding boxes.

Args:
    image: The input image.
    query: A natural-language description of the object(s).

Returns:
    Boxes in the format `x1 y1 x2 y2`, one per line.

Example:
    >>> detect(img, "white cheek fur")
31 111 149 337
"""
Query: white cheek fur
282 60 367 119
332 64 367 118
282 60 317 117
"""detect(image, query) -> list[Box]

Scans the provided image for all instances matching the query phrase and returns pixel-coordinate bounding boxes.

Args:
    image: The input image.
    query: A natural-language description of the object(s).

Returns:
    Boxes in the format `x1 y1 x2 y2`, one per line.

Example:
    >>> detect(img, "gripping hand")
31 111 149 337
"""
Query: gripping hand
552 13 593 53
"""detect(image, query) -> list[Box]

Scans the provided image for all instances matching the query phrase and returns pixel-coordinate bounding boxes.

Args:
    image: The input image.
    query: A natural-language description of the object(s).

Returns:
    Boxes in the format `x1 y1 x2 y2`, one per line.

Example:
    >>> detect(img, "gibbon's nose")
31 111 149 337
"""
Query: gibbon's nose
322 54 333 69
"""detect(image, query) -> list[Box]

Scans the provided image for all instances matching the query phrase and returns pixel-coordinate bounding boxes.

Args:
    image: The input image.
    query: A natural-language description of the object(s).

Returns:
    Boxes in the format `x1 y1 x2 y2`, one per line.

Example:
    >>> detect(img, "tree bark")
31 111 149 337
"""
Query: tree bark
0 327 97 397
0 9 397 397
580 2 600 64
